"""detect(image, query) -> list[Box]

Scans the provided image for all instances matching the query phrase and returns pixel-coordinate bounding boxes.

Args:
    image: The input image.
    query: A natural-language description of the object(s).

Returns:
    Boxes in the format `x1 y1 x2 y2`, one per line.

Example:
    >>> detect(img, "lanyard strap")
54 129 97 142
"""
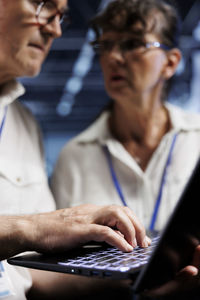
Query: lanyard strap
103 133 178 230
0 106 8 139
0 108 8 267
149 133 178 230
103 145 128 207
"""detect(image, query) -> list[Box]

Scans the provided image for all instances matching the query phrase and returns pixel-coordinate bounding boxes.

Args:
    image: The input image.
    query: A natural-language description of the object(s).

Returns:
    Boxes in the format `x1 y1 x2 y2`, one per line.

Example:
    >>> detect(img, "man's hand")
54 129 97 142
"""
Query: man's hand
26 204 151 253
0 204 151 260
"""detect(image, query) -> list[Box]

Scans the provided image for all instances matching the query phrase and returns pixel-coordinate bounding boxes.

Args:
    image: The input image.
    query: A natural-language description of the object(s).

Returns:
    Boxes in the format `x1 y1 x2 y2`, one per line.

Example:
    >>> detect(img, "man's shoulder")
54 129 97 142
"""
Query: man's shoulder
11 100 37 123
9 100 42 139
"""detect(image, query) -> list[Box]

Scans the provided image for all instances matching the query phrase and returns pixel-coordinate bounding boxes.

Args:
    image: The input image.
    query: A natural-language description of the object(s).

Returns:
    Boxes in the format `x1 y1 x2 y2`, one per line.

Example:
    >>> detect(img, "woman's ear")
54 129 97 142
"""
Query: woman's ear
163 48 182 79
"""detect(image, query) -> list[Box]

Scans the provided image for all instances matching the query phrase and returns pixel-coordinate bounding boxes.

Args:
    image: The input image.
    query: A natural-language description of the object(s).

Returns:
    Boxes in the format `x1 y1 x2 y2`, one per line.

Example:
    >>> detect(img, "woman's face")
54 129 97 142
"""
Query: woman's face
99 30 175 105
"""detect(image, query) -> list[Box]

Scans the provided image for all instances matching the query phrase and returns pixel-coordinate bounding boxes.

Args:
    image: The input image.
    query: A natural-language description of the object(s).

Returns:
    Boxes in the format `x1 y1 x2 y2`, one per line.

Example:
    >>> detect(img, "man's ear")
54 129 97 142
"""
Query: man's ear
163 48 182 79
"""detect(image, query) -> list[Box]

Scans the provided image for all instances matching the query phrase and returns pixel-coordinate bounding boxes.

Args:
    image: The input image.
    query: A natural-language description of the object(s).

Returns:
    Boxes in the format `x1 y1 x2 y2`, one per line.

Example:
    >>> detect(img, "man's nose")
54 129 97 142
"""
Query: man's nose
42 15 62 39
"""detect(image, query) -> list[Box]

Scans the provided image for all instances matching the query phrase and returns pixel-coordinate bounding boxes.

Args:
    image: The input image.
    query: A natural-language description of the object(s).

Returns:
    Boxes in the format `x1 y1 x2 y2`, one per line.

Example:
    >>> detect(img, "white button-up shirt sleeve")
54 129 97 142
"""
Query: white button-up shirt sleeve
0 80 55 300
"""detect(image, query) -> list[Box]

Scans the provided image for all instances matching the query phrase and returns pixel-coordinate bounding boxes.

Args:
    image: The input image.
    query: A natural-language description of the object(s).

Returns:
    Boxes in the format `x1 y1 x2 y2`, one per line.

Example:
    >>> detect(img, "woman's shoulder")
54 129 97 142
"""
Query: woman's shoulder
166 102 200 130
62 111 110 151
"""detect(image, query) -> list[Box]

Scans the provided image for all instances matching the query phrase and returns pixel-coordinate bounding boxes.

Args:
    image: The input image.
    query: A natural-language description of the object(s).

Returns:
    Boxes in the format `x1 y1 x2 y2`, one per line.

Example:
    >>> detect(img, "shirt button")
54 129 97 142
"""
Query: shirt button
16 177 21 182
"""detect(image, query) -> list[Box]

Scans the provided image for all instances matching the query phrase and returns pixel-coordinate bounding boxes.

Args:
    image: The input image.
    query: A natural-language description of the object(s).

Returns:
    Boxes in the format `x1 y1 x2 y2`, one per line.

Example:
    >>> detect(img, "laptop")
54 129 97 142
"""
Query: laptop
8 157 200 293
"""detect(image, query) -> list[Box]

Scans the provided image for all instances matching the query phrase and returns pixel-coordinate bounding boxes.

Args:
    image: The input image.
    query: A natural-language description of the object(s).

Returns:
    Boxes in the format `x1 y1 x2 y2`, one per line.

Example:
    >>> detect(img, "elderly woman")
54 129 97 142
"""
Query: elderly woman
51 0 200 298
52 0 200 233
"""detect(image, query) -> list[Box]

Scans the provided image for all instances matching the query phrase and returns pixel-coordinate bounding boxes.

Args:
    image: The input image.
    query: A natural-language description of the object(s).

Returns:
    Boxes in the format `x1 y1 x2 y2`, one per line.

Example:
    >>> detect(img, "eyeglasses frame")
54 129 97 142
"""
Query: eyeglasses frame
92 39 172 55
35 1 69 26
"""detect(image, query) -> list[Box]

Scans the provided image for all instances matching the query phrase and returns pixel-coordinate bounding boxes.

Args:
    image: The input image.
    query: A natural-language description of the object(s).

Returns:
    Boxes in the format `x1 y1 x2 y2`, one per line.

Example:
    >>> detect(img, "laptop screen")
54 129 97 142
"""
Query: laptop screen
134 156 200 292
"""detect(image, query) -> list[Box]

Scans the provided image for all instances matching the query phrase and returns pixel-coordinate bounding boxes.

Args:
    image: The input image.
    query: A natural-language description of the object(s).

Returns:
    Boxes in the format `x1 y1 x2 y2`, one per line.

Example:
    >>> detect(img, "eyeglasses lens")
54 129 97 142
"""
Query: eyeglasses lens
93 39 145 55
37 1 70 26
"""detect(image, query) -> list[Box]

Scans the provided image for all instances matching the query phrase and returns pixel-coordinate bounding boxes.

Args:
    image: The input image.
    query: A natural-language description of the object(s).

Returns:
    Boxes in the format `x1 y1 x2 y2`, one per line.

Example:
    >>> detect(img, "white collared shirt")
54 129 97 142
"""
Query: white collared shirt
0 80 55 299
51 103 200 231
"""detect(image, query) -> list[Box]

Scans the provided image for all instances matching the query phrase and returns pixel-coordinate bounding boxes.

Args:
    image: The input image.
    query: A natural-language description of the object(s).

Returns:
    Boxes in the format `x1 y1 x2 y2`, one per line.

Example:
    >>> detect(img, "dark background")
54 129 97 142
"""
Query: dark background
19 0 200 176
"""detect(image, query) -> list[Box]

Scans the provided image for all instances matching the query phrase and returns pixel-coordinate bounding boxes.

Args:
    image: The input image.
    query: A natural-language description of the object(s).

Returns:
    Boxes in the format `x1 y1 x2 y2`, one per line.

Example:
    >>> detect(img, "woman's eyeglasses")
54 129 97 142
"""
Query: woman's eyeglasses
91 39 172 55
35 1 70 27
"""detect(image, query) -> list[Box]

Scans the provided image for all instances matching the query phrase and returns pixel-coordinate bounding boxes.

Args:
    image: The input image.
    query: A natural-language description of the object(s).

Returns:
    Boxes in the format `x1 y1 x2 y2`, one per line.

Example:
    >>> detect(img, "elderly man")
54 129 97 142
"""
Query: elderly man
0 0 150 299
1 1 200 300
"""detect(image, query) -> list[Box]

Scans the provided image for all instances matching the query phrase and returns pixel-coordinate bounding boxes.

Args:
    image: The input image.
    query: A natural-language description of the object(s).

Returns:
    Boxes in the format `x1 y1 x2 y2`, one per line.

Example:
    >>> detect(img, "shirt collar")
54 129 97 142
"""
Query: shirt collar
75 103 200 145
75 110 113 145
0 80 25 109
166 102 200 131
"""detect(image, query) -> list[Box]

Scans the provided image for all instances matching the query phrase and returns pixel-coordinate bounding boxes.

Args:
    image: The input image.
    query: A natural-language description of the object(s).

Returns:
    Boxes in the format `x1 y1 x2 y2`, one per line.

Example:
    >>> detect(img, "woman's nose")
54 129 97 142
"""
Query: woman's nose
108 45 125 64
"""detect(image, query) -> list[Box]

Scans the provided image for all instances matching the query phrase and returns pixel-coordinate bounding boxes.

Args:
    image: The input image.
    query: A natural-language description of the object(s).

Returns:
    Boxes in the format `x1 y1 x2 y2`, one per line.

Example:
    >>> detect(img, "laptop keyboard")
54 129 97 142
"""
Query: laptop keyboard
58 236 159 272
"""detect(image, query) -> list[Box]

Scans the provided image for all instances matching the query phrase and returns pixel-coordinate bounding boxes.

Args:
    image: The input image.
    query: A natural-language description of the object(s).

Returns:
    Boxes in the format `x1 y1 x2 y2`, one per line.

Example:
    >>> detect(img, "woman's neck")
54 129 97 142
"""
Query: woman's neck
111 101 169 140
108 99 171 170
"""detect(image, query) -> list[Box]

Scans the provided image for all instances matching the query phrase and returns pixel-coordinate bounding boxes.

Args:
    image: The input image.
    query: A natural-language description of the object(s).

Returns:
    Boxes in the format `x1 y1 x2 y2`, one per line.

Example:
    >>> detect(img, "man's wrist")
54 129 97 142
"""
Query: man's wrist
0 215 34 260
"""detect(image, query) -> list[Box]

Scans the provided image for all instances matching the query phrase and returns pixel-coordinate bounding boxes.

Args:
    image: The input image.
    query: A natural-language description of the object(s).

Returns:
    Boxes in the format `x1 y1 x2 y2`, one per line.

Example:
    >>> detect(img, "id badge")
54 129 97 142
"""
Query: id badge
0 262 15 298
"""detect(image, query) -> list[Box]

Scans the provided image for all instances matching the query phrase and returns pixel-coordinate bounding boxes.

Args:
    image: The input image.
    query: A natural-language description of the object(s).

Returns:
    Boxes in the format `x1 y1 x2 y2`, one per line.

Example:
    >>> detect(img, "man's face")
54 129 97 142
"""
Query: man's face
0 0 68 82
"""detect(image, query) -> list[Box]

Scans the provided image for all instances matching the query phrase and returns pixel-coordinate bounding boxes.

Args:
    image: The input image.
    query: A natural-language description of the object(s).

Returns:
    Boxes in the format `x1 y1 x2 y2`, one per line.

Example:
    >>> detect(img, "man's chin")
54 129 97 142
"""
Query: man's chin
25 66 41 78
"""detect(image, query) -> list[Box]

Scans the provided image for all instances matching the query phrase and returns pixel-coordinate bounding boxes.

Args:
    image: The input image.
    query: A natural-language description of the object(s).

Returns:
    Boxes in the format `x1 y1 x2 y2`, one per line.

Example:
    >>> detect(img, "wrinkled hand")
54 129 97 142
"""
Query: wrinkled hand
24 204 151 254
143 245 200 299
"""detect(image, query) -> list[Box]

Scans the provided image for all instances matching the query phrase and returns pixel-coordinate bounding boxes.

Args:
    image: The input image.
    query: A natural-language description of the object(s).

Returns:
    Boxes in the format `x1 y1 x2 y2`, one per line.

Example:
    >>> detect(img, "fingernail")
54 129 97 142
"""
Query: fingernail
146 236 152 245
126 244 133 252
142 237 148 248
133 238 137 248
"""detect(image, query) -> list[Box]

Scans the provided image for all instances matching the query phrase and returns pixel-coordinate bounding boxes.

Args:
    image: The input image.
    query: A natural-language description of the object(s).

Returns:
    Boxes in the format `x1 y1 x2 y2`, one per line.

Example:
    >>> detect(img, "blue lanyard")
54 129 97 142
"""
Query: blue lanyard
0 107 8 270
149 133 177 230
103 145 127 207
0 106 8 139
103 133 178 231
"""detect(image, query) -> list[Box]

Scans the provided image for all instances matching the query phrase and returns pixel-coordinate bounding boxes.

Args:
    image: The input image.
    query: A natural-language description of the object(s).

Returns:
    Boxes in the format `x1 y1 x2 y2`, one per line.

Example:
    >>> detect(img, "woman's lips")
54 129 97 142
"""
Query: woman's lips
110 74 126 82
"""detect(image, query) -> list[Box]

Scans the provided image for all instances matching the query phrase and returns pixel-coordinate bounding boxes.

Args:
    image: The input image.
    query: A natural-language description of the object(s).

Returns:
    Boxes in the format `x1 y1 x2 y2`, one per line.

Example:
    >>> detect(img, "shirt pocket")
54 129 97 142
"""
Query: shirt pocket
0 159 47 187
0 159 54 215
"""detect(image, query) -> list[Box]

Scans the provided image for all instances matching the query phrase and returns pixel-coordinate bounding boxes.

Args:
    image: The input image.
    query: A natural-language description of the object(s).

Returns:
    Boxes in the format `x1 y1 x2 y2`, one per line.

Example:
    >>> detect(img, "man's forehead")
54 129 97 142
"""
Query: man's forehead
0 0 68 9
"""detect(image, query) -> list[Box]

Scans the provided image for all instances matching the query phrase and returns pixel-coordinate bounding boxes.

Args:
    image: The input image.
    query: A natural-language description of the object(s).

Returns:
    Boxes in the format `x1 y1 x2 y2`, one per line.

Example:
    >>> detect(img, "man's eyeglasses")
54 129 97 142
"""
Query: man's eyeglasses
91 39 172 55
35 1 70 27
